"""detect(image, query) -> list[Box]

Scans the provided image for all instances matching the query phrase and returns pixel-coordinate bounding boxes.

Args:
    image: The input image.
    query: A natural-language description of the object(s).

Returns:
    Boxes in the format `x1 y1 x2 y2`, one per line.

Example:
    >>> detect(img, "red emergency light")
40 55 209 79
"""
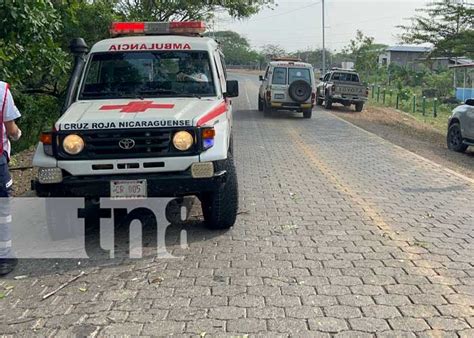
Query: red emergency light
110 21 206 37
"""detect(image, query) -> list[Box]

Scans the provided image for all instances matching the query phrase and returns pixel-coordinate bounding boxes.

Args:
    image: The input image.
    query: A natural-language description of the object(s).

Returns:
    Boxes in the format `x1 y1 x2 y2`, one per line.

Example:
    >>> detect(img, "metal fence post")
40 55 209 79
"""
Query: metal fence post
372 85 375 99
396 93 400 110
422 96 426 116
389 90 393 105
383 89 386 104
377 86 380 102
412 94 416 114
433 98 438 117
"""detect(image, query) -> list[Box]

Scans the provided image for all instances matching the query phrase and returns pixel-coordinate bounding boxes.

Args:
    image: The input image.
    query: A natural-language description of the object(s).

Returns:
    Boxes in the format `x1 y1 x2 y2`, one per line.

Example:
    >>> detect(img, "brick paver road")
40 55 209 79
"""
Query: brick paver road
0 73 473 336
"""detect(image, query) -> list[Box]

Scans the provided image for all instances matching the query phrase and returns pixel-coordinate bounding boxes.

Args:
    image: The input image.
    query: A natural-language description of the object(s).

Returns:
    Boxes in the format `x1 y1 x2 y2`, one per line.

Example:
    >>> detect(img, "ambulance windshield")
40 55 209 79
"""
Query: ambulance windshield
79 51 215 100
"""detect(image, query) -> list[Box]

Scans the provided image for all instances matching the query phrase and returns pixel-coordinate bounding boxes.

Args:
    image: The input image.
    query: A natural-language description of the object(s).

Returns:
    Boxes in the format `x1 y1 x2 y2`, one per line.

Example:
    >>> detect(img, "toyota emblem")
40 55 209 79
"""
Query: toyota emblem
118 138 136 150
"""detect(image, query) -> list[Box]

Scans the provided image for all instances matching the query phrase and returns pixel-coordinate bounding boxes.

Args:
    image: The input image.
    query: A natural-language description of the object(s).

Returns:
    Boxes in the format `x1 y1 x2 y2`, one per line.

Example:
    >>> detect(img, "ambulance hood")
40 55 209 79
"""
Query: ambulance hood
55 98 226 131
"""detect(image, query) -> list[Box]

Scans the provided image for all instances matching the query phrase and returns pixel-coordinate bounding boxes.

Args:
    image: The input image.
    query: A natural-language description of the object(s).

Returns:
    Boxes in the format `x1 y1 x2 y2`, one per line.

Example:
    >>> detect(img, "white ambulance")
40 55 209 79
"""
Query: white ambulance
32 21 239 230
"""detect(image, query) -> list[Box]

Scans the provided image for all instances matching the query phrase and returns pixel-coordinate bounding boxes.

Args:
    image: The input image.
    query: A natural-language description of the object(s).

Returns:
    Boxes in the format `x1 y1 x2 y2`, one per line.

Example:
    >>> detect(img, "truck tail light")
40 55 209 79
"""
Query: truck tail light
202 128 215 150
266 90 271 102
366 87 369 96
332 84 336 92
40 131 54 156
110 21 206 36
311 92 316 104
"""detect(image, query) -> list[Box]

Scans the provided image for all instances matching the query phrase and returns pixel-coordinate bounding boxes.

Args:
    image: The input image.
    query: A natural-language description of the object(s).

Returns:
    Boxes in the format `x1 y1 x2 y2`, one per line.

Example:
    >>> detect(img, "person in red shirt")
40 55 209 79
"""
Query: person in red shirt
0 81 22 276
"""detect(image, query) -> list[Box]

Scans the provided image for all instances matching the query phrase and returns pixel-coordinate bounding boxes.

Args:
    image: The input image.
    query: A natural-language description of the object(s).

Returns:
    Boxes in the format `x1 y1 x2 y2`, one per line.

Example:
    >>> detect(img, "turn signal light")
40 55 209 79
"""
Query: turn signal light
201 128 215 150
202 129 215 139
40 131 54 156
40 132 53 145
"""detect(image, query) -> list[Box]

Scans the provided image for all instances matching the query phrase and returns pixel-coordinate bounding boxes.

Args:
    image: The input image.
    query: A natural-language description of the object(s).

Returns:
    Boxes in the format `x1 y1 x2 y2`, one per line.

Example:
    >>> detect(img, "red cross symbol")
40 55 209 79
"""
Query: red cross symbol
100 101 175 113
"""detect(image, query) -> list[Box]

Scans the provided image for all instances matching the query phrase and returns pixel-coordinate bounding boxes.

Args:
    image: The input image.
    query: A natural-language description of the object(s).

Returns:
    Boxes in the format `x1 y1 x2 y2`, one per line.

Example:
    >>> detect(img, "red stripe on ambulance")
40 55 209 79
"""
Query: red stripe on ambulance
197 102 227 127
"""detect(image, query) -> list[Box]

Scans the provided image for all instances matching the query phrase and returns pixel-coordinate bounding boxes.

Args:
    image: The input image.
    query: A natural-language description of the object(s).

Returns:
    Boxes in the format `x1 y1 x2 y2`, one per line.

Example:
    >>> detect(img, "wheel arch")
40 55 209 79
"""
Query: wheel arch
449 117 461 128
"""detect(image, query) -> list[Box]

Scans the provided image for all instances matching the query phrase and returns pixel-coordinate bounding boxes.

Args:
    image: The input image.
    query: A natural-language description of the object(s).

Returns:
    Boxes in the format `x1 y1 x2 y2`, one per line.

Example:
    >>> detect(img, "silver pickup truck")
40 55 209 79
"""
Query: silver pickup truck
316 68 368 112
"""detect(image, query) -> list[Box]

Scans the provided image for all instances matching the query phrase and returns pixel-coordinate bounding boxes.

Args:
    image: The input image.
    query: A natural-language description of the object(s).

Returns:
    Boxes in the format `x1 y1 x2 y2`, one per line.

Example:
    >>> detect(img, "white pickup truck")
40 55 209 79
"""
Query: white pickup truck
316 68 368 112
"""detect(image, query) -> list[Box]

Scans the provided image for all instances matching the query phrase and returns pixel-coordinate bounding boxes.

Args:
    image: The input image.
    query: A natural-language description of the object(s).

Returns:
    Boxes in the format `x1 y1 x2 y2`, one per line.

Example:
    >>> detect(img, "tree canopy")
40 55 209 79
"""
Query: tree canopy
399 0 474 58
208 31 261 65
116 0 273 21
342 30 386 77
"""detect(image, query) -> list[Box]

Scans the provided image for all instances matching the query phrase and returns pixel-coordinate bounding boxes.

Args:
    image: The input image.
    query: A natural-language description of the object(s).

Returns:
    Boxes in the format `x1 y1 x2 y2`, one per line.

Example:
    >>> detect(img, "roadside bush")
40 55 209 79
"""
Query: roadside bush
423 71 453 99
13 93 61 154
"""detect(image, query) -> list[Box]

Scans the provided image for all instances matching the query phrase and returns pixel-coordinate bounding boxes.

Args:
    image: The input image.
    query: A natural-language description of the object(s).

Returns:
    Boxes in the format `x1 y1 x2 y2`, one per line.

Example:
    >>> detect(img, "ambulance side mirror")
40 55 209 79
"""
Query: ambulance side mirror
225 80 239 98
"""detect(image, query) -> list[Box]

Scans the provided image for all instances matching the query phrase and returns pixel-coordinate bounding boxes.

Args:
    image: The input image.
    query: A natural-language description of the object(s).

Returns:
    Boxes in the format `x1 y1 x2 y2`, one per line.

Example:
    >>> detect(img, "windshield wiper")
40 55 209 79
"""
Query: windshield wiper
137 89 202 99
81 91 120 98
137 88 180 95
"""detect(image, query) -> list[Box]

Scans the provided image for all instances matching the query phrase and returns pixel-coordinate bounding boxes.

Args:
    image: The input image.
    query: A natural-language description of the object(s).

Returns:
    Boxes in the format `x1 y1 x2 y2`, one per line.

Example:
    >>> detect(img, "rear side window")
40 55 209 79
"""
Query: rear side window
272 67 287 85
332 72 359 82
288 68 311 84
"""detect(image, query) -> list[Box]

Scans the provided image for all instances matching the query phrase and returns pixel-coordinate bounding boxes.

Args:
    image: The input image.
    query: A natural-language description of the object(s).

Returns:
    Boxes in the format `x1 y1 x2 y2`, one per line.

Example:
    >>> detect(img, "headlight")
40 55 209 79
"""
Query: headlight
63 134 85 155
173 131 194 151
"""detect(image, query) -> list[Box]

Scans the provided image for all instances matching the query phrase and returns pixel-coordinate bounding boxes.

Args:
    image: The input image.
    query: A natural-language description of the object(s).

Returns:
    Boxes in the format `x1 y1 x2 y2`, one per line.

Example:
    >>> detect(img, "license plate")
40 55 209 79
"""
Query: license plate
111 180 147 199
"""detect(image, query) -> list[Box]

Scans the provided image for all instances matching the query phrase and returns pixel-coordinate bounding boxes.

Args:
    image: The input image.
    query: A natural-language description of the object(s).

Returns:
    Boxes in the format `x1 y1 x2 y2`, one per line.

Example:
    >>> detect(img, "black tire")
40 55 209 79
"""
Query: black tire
45 198 83 240
258 97 263 112
263 101 272 117
324 94 332 110
316 91 324 106
355 102 364 112
201 154 239 230
289 80 312 103
303 108 312 119
447 122 468 153
165 197 193 224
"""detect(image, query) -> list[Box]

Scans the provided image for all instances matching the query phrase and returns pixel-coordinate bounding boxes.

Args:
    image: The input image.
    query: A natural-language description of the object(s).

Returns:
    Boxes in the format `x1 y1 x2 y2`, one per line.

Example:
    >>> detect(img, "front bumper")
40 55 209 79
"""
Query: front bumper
33 170 227 198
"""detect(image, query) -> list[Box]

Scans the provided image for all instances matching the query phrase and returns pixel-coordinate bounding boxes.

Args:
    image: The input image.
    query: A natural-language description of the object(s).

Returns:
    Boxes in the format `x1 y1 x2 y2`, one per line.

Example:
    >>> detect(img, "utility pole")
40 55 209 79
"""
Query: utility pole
322 0 326 75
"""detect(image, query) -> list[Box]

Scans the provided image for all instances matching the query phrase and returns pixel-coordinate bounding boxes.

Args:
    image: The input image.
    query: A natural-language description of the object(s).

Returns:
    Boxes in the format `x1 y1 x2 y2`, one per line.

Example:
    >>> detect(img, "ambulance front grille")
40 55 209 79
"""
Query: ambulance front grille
56 128 194 160
82 129 173 159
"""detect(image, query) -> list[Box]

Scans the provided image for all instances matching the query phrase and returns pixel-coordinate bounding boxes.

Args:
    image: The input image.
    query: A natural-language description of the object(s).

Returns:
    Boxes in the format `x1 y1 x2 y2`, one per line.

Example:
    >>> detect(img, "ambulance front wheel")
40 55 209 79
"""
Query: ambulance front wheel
200 154 239 230
45 198 82 241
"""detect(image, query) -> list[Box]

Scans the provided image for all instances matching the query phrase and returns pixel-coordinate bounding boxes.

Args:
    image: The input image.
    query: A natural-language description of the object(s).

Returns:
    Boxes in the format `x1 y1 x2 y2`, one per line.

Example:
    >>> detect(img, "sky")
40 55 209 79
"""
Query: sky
217 0 432 53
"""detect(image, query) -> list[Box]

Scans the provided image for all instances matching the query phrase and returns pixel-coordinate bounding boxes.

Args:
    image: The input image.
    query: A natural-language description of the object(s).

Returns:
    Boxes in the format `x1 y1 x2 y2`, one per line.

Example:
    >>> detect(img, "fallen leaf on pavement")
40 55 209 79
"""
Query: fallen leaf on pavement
78 287 87 292
148 277 164 285
13 275 28 280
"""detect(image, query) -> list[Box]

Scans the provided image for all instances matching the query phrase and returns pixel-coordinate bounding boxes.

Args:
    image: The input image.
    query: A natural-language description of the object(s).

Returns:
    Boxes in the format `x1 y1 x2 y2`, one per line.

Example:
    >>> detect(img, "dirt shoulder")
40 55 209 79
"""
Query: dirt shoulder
331 104 474 180
9 148 37 197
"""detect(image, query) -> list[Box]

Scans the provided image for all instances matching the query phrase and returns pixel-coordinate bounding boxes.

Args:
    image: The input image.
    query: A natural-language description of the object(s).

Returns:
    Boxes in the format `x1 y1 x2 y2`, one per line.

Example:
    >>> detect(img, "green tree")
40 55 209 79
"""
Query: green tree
209 31 260 66
343 30 386 79
53 0 121 51
0 0 68 94
292 49 332 70
399 0 474 58
260 44 287 62
116 0 273 21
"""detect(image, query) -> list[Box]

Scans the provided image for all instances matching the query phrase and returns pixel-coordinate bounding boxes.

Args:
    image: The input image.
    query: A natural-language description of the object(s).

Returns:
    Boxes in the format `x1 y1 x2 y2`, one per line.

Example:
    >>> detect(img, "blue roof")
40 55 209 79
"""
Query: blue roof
387 46 432 53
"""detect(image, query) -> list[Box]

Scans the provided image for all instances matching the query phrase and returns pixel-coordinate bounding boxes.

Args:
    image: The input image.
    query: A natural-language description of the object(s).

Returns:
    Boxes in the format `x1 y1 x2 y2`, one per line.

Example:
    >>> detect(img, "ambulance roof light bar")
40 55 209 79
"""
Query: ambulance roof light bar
110 21 206 37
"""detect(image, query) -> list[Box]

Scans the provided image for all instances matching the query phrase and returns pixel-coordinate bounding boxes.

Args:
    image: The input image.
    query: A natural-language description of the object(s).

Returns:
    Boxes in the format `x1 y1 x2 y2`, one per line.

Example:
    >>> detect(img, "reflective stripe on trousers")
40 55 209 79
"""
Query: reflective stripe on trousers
0 152 12 258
